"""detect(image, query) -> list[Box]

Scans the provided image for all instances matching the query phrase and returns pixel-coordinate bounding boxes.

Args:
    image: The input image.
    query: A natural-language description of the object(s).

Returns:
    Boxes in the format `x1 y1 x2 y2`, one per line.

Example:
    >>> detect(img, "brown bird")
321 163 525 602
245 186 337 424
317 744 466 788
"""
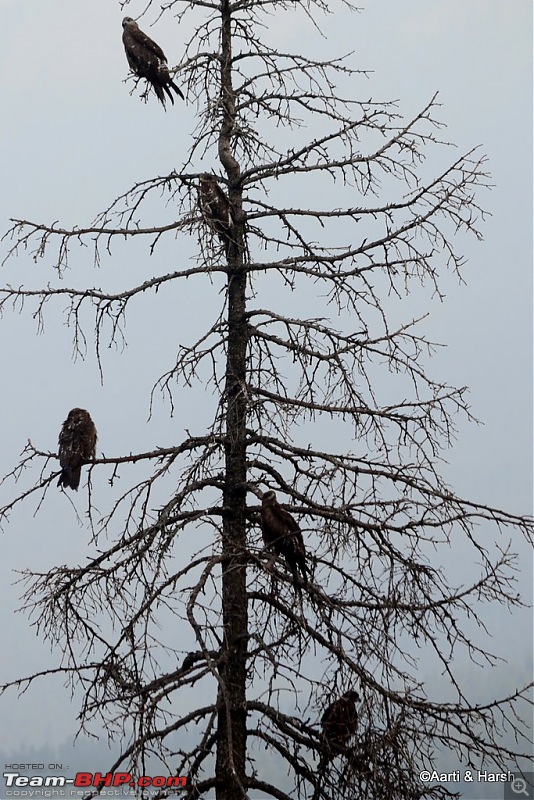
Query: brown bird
57 408 97 491
199 173 233 254
122 17 184 107
261 490 308 587
321 690 360 753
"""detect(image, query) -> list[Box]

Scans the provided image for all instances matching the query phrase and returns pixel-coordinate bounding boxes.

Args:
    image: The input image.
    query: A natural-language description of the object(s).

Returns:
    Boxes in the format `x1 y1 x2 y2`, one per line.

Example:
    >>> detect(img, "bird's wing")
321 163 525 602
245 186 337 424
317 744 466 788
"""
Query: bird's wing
84 421 97 460
128 24 167 63
275 505 300 533
321 699 341 728
58 423 79 468
213 183 231 222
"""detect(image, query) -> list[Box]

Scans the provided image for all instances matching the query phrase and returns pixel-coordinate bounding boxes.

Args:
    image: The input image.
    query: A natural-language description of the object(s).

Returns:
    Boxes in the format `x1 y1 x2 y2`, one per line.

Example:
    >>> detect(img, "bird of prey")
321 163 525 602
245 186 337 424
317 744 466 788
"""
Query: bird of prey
199 173 234 255
57 408 97 491
122 17 184 107
261 490 308 587
321 690 360 753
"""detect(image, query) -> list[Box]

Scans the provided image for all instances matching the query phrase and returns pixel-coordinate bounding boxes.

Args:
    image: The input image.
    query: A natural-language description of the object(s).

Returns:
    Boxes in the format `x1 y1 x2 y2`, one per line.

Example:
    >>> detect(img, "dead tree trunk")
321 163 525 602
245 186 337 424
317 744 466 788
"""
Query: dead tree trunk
216 2 248 797
217 267 248 800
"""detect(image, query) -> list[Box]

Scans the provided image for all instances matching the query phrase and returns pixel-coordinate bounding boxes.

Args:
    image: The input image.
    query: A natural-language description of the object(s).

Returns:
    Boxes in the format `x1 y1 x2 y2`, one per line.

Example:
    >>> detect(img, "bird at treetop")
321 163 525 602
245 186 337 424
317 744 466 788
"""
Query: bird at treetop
57 408 97 491
198 173 234 255
122 17 184 107
260 490 308 587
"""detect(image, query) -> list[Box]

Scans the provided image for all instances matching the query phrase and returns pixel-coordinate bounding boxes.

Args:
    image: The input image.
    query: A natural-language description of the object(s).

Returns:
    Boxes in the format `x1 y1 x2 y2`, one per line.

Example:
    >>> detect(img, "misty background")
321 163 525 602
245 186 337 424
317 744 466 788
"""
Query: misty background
0 1 531 798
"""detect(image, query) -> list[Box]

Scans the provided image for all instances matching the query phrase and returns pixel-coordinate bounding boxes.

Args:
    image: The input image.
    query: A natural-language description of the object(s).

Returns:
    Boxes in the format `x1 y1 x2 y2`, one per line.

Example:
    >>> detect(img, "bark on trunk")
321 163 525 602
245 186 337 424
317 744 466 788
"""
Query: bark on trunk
216 2 248 798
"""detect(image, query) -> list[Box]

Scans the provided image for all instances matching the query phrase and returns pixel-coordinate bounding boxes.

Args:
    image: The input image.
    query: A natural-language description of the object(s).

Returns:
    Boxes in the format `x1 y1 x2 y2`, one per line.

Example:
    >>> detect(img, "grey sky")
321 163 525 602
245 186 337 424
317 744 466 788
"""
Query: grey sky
0 0 531 785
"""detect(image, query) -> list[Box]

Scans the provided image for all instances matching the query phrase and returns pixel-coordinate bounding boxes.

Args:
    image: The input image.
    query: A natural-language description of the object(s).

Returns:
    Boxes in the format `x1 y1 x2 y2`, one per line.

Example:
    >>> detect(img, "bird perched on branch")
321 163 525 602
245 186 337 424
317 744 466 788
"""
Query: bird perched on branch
199 173 234 255
122 17 184 107
260 490 308 587
57 408 97 491
321 690 360 753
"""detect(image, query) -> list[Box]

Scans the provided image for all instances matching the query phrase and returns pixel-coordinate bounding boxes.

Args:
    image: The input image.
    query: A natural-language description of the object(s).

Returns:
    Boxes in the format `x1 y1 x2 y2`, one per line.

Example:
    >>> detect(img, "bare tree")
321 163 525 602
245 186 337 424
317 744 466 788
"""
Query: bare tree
0 2 532 800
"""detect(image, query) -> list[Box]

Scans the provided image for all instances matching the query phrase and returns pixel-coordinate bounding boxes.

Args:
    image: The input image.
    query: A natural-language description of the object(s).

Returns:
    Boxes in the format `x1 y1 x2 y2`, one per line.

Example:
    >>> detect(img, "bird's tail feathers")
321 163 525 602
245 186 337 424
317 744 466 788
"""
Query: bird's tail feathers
153 82 168 107
58 465 81 491
169 78 184 101
162 83 176 106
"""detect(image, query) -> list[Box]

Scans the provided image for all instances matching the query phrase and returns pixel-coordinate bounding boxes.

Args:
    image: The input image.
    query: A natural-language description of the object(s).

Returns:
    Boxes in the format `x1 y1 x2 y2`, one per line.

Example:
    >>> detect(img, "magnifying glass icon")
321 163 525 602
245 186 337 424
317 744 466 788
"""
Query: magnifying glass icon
511 778 529 796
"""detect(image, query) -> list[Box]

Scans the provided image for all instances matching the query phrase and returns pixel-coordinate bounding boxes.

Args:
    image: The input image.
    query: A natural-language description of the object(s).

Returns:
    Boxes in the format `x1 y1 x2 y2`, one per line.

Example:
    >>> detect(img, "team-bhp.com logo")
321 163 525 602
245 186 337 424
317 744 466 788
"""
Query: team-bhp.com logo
4 772 188 790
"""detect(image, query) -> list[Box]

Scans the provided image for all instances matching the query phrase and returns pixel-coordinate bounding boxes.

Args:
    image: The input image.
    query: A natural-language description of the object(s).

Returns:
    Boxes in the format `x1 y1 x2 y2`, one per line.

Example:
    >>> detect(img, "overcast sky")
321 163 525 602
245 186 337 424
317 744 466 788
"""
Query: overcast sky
0 0 531 790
